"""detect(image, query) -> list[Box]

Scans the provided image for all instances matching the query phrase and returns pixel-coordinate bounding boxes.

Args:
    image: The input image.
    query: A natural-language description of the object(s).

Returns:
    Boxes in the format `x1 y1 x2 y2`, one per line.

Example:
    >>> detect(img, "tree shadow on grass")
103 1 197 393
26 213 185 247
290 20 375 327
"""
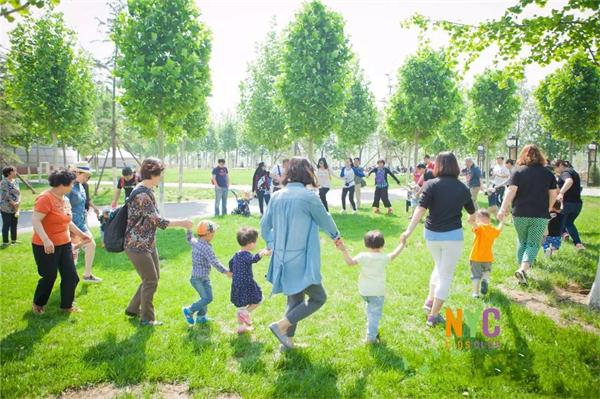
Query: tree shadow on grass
270 349 339 399
332 213 404 242
228 333 266 374
468 291 541 393
0 310 70 365
82 321 154 387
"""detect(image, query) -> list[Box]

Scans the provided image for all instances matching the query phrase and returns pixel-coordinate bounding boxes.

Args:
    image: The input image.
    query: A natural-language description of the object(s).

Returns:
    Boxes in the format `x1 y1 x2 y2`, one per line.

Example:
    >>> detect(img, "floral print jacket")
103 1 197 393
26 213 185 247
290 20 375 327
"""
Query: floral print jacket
0 177 20 213
124 187 169 253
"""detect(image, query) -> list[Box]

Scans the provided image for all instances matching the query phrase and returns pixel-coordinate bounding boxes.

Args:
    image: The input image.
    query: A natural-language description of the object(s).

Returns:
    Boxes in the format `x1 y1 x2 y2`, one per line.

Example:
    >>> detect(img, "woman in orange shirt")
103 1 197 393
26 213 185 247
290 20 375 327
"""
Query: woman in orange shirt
31 170 92 314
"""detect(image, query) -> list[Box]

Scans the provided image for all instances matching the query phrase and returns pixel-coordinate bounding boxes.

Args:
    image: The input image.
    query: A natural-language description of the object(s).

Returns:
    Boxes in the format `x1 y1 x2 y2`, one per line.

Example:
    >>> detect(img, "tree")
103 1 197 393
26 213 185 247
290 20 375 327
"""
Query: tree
404 0 600 77
534 53 600 161
277 0 352 161
385 47 461 166
114 0 212 208
5 12 97 168
463 69 520 150
216 116 238 166
336 61 378 152
1 0 59 22
239 23 291 156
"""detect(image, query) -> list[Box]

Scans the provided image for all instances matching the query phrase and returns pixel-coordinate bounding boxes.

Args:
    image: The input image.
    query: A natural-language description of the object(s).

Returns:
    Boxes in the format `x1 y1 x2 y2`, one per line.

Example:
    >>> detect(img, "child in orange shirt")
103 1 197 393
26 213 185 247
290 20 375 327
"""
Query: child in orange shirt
469 209 503 298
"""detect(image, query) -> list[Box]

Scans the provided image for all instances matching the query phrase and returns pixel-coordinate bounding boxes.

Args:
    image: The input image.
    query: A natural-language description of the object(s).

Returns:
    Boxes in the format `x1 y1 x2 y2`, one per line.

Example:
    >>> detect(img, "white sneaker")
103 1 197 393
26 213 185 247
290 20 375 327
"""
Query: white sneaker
82 275 103 283
352 210 357 214
340 210 346 214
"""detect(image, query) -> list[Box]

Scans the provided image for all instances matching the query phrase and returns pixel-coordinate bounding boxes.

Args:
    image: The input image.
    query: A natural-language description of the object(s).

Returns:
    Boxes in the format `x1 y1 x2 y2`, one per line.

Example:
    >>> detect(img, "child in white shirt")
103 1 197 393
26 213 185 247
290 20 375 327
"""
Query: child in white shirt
338 230 404 344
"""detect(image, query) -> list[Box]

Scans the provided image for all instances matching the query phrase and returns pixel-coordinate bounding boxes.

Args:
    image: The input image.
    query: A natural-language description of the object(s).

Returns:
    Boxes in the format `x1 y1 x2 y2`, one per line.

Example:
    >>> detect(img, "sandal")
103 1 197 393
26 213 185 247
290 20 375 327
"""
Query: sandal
514 270 528 286
32 304 44 314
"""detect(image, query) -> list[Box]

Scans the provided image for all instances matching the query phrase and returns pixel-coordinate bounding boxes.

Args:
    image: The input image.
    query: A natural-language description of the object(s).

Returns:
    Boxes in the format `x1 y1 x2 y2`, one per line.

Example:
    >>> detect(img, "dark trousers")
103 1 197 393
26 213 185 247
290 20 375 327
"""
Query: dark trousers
285 284 327 337
319 187 330 212
373 186 391 208
341 186 356 211
561 202 583 244
32 243 79 309
256 191 270 215
1 211 18 243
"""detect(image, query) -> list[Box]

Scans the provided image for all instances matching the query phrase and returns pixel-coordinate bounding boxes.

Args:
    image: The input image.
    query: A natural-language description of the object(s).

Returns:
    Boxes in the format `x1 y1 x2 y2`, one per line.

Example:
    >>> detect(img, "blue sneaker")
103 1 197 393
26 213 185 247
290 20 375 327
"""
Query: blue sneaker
480 279 489 295
182 307 194 325
196 315 212 324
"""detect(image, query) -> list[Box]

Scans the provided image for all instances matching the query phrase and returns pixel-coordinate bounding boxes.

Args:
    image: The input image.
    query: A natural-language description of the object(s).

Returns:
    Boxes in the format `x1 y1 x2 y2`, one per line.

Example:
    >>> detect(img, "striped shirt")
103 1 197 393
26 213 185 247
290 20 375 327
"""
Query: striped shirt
187 230 228 278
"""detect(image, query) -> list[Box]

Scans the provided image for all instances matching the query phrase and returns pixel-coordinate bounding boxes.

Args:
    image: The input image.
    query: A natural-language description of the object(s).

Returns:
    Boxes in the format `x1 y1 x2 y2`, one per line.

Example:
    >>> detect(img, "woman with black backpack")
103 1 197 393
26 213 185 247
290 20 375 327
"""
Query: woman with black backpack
122 158 193 326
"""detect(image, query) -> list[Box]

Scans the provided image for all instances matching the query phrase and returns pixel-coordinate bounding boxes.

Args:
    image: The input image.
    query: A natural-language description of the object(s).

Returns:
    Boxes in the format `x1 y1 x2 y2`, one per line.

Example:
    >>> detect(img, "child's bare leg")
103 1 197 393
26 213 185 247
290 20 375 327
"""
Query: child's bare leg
472 279 480 295
247 303 259 313
482 271 490 282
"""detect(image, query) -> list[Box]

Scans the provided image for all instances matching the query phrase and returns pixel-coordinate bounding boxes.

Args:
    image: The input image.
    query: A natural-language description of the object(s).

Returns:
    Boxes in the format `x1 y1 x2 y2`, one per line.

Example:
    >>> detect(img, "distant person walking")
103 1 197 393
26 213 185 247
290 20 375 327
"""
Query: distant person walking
353 157 366 209
212 159 230 217
1 166 21 248
252 162 271 215
498 145 558 285
464 157 482 209
487 156 510 215
340 158 357 214
368 159 400 214
111 166 139 208
316 158 333 212
271 159 289 193
554 160 585 250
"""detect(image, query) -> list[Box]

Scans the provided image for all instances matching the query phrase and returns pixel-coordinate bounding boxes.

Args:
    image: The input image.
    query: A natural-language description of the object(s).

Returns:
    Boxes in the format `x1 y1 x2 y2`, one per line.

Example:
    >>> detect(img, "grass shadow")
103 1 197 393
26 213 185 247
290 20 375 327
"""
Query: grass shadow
185 323 213 355
82 322 154 387
270 349 339 399
228 333 266 374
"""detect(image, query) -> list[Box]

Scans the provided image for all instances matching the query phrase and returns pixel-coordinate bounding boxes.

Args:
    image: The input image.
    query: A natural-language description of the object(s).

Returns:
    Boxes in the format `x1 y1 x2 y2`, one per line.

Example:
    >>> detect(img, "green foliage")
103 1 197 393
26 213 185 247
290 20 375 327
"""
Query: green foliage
277 0 352 154
239 24 290 153
404 0 600 77
336 61 378 151
463 69 520 149
385 47 460 151
113 0 212 139
535 54 600 147
0 0 59 22
216 116 238 155
5 12 97 146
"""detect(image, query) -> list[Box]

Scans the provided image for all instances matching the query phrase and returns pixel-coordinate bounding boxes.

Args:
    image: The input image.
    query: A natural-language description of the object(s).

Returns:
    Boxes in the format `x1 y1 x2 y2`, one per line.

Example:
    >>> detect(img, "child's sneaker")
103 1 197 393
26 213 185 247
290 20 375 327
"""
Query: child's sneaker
196 315 212 324
237 310 252 326
423 299 433 312
182 307 195 325
472 293 480 299
480 279 489 295
426 314 445 328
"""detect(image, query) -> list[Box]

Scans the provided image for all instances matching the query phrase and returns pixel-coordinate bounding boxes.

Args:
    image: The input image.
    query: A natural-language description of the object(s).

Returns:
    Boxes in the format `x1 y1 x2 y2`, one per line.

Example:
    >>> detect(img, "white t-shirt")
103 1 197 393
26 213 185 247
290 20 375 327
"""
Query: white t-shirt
316 168 331 188
271 165 286 187
354 252 392 296
492 164 510 187
341 167 356 188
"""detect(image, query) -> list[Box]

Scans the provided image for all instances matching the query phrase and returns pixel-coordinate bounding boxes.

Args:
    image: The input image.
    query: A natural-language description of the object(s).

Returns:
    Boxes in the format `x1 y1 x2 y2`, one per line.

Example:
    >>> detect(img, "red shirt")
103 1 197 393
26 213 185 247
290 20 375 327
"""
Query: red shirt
32 191 72 246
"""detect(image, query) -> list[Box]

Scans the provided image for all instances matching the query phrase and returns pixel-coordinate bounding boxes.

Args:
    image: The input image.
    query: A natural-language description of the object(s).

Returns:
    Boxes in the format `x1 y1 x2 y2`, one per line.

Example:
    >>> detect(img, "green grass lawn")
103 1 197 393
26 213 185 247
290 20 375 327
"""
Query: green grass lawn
1 199 599 398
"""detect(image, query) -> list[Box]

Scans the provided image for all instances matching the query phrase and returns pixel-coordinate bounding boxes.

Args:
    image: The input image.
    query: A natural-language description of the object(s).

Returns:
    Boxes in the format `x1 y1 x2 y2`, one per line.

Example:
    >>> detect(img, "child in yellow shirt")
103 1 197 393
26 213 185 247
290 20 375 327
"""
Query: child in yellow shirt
469 209 503 298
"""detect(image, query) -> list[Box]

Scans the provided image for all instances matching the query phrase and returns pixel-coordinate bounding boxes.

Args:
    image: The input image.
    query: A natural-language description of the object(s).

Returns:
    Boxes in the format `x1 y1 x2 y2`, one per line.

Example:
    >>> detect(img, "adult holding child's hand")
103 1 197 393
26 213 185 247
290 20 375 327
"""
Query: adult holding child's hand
123 158 195 326
399 152 476 328
261 157 342 350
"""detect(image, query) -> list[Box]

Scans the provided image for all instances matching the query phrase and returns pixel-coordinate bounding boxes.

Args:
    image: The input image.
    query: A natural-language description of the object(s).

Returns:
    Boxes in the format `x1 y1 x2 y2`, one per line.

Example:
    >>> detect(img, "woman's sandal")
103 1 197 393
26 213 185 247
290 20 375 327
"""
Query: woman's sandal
32 304 44 314
514 270 528 286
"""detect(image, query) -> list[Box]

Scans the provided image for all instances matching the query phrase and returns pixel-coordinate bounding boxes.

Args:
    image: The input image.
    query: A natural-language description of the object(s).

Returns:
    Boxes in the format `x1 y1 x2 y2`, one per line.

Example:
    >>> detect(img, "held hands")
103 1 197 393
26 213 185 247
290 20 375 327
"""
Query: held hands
497 209 506 222
181 219 194 230
225 271 233 279
399 231 410 247
555 193 564 203
334 238 345 250
259 248 272 257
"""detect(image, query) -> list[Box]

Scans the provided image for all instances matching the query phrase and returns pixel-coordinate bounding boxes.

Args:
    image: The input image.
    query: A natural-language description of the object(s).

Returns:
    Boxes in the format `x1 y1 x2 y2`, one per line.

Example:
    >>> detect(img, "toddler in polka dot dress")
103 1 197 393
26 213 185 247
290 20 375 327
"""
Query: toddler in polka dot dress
229 227 271 334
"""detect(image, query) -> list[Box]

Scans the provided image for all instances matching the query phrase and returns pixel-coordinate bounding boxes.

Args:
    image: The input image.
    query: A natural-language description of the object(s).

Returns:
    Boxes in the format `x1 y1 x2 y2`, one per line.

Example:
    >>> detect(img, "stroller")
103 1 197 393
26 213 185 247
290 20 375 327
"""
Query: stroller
231 190 252 217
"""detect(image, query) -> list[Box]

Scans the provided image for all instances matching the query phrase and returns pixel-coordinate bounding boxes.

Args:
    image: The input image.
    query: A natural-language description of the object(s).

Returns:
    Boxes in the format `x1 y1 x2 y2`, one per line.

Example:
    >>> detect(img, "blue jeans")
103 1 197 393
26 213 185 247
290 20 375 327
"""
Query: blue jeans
189 276 213 317
214 187 228 216
560 202 582 245
362 295 384 340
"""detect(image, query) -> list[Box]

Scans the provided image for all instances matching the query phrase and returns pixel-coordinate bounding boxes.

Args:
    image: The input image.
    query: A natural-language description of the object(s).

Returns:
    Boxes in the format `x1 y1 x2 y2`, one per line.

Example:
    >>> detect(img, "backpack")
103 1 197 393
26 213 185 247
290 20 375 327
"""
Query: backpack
103 186 150 253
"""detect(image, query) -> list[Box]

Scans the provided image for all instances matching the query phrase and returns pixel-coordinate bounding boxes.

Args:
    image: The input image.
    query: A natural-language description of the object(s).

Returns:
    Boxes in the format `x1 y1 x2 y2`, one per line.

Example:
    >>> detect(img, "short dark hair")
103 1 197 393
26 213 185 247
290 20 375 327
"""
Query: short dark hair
433 152 460 178
505 159 515 166
496 156 505 161
554 159 572 168
424 155 431 160
282 158 290 164
122 166 133 176
476 209 491 219
237 227 258 246
416 163 426 170
354 157 360 162
48 169 76 187
364 230 385 249
2 166 15 178
140 158 165 180
282 157 317 187
217 159 225 164
377 159 385 165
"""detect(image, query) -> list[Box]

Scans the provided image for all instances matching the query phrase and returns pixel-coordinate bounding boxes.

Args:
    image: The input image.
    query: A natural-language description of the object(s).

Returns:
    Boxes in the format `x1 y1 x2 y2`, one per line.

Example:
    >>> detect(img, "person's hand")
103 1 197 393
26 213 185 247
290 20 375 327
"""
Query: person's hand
259 248 272 257
334 238 344 249
42 238 55 254
467 213 476 224
182 219 194 230
226 271 233 278
93 208 100 217
80 231 93 244
497 209 506 222
556 192 564 202
111 201 117 209
399 231 410 247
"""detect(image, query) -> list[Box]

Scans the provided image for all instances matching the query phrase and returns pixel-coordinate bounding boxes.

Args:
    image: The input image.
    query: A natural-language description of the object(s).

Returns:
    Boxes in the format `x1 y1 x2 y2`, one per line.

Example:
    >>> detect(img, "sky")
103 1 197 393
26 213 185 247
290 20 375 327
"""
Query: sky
0 0 566 117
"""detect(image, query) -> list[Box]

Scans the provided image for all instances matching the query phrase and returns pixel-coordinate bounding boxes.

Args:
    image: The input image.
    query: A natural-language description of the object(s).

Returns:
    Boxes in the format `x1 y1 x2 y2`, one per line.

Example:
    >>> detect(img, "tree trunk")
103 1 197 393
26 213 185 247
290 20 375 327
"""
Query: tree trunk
25 148 31 177
569 141 574 163
36 142 41 182
589 258 600 311
62 145 67 167
178 138 185 203
52 133 58 171
111 65 117 185
306 139 315 162
157 125 165 214
413 132 420 169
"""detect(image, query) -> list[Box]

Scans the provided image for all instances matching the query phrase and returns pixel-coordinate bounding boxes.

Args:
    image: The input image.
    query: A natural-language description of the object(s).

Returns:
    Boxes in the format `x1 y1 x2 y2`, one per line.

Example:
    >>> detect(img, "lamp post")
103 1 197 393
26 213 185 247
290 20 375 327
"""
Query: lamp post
506 134 518 161
587 142 598 186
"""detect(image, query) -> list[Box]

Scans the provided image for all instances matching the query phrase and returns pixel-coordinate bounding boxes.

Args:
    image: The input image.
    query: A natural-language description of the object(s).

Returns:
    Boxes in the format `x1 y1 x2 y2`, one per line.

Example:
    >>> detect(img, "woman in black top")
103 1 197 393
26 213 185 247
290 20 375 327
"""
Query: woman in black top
252 162 271 215
554 160 584 249
400 152 476 328
498 145 558 285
